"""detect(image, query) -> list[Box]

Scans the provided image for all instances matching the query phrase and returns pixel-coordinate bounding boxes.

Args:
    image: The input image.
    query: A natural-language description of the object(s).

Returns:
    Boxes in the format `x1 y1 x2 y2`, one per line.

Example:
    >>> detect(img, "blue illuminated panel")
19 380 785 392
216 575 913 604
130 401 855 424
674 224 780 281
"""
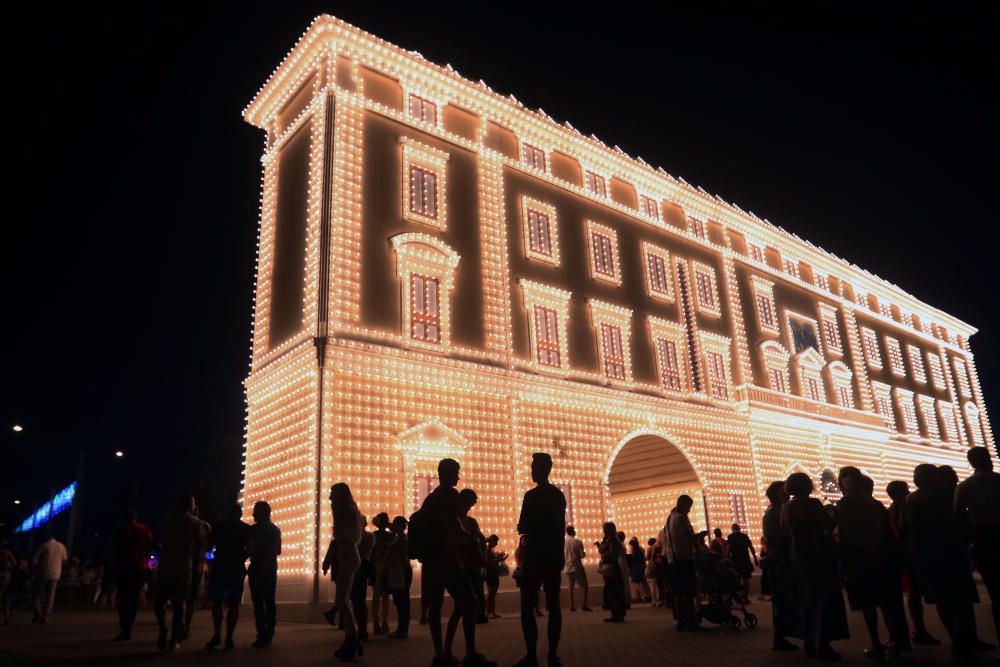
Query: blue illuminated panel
15 482 77 533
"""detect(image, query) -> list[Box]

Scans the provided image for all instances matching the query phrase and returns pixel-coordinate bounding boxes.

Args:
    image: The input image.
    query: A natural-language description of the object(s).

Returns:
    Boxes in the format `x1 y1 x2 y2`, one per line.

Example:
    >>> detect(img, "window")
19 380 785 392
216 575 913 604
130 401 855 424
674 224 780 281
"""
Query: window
894 388 919 435
768 367 787 393
937 400 959 442
804 376 822 402
408 94 437 124
657 338 684 390
640 195 660 221
642 243 672 301
918 396 939 440
747 241 764 263
534 305 561 367
412 473 438 512
520 197 559 264
690 261 721 317
523 143 546 171
964 402 985 445
689 218 707 240
861 328 882 369
586 221 620 285
820 312 842 355
391 233 460 352
585 170 607 197
409 274 440 343
783 258 799 278
907 345 926 383
400 137 449 229
707 351 729 399
879 302 893 320
837 385 854 409
952 358 972 397
601 323 626 380
815 274 829 291
760 341 791 394
750 277 778 335
927 352 945 389
824 360 855 409
591 299 633 384
886 337 905 376
871 382 895 430
520 280 571 373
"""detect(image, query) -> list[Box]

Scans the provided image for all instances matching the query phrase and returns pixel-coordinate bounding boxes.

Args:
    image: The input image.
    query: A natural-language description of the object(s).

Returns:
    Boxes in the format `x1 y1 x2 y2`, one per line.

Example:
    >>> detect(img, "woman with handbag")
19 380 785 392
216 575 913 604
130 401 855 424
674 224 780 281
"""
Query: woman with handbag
598 522 627 622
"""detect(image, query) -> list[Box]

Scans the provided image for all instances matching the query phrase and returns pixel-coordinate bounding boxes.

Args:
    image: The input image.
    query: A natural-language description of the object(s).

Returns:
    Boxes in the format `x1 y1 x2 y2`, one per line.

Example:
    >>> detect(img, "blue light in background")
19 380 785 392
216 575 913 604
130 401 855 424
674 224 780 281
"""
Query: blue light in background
15 481 77 533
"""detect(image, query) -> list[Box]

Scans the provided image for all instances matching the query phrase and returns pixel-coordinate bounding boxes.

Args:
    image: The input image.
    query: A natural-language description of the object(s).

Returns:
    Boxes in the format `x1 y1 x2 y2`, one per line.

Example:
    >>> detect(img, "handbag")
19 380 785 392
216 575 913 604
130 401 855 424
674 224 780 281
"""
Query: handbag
498 562 510 577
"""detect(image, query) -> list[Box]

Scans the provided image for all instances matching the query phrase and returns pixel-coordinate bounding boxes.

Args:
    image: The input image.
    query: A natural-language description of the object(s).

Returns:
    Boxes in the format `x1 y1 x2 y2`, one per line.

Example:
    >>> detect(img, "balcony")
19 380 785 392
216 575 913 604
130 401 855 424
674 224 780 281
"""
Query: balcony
737 385 889 429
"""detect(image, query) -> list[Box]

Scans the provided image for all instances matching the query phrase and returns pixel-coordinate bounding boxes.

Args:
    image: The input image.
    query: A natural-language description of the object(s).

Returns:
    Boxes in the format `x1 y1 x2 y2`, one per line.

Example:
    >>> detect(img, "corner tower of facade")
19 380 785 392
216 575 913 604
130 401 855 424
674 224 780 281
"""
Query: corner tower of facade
241 15 994 602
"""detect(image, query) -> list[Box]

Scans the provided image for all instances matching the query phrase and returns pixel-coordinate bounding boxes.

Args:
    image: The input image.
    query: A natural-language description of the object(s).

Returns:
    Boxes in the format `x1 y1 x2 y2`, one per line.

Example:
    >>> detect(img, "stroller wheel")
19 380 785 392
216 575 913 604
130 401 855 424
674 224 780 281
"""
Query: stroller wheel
744 613 758 629
727 615 742 630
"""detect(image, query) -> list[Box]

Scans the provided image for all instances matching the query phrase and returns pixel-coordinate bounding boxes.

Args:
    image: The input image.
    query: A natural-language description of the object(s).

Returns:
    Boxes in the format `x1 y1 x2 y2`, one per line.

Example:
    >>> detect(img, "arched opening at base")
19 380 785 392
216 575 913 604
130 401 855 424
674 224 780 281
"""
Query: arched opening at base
607 433 706 543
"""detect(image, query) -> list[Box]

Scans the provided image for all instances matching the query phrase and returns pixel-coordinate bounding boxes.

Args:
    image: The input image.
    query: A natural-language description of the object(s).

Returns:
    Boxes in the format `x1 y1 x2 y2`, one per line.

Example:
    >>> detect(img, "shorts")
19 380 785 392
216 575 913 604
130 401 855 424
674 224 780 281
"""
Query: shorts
421 558 473 609
520 566 562 603
566 569 588 588
484 569 500 589
188 568 205 602
208 566 246 604
155 569 192 603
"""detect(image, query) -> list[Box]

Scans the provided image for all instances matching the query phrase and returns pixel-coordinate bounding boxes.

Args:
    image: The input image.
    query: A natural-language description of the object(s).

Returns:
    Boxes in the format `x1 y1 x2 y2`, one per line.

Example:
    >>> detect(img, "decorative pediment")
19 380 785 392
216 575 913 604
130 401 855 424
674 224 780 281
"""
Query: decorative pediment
793 347 824 371
392 419 468 462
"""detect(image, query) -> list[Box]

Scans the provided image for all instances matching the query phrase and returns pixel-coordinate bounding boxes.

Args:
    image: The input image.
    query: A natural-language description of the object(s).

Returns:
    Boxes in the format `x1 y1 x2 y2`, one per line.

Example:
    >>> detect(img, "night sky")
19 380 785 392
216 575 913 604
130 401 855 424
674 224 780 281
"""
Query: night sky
2 3 997 549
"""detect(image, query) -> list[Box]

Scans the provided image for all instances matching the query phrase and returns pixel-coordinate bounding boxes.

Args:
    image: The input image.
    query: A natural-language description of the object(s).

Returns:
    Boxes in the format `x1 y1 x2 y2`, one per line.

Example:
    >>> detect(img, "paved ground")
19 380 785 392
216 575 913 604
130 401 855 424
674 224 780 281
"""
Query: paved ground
1 595 998 667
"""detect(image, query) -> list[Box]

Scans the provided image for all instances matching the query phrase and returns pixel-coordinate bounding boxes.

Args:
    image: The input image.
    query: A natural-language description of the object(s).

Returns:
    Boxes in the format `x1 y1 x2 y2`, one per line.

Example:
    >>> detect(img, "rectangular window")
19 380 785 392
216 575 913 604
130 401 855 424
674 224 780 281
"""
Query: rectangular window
640 195 660 220
920 399 940 440
707 351 729 400
816 274 829 291
592 231 615 278
821 316 841 353
695 270 716 311
837 385 854 409
523 143 546 171
805 376 822 402
755 293 776 330
783 258 799 278
601 323 626 380
887 338 905 375
900 397 920 435
657 338 682 390
953 358 972 397
689 218 707 239
908 345 927 383
408 165 438 219
748 243 764 262
647 252 670 297
534 305 561 367
585 171 606 197
928 352 945 389
874 393 896 430
408 94 437 124
768 367 786 393
862 328 882 368
410 274 440 343
526 208 552 256
938 401 958 442
413 474 438 512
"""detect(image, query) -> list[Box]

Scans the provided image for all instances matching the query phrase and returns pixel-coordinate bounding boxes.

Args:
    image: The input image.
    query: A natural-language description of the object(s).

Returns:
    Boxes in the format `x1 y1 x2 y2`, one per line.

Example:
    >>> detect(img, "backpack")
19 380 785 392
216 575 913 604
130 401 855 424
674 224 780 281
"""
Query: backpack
407 508 430 562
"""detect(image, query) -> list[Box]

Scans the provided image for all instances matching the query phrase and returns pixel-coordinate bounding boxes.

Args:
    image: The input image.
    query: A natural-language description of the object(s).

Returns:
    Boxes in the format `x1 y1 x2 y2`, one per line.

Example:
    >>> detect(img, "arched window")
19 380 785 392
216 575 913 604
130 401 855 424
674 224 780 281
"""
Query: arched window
390 233 460 352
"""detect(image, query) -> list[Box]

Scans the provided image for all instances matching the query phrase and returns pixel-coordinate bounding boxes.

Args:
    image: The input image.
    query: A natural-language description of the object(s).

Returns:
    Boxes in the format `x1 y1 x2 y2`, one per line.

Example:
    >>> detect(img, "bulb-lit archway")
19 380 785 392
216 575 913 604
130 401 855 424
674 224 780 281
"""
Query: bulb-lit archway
606 432 706 542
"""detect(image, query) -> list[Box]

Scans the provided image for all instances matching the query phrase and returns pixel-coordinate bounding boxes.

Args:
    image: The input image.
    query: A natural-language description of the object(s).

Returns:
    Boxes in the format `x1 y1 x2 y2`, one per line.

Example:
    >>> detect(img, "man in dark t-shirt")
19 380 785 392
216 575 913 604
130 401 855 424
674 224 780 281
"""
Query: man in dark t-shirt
248 501 281 648
154 496 203 651
515 452 567 667
726 524 757 602
206 504 251 650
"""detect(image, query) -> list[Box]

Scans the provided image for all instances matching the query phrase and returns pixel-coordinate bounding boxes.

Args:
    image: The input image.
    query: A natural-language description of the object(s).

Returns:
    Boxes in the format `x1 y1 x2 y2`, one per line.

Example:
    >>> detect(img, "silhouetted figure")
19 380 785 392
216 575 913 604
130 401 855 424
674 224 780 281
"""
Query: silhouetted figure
563 526 589 612
762 480 801 651
112 508 152 640
445 489 488 659
330 483 363 661
598 522 627 623
710 528 728 556
153 496 203 650
902 464 981 658
0 544 16 626
956 446 1000 650
412 458 492 667
371 512 393 636
354 515 375 641
380 515 412 638
248 500 281 649
513 452 567 666
836 475 909 658
782 472 848 660
31 531 67 624
886 480 938 646
183 504 211 640
664 494 703 631
726 523 757 603
484 534 508 619
205 503 251 651
321 538 339 627
626 538 651 603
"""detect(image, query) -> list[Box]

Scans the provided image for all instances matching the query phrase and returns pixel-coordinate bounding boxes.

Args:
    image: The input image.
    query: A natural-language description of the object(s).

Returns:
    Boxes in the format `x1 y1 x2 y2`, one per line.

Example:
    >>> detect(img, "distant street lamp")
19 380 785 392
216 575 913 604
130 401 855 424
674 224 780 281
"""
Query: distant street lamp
115 450 124 458
13 499 21 505
12 424 24 432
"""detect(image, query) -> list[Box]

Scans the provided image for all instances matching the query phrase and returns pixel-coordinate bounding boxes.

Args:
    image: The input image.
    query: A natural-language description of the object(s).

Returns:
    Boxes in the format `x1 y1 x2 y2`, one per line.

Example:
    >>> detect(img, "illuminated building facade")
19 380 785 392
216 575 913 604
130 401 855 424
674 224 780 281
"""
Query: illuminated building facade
241 16 994 602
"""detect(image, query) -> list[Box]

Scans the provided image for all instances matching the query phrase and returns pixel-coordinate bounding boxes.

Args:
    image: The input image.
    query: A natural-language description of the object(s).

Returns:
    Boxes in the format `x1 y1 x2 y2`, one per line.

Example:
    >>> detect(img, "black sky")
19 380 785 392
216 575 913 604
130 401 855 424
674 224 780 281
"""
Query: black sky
1 2 997 544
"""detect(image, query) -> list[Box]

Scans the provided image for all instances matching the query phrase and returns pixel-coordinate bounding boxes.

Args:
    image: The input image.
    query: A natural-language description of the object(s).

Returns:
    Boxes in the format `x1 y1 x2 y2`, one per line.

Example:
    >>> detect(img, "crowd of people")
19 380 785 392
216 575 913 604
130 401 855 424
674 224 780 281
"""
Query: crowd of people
1 445 998 667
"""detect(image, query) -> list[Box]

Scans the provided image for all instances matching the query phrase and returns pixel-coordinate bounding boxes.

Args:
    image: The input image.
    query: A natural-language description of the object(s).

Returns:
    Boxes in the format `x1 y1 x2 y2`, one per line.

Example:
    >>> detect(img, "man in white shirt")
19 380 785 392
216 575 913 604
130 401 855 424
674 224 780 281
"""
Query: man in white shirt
563 526 591 612
32 532 68 623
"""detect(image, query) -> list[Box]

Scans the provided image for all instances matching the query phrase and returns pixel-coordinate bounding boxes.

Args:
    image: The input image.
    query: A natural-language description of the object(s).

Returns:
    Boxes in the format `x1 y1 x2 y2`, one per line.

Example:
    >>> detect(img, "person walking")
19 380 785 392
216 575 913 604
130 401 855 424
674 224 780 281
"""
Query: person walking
664 495 703 631
321 537 339 627
112 508 153 640
206 503 251 650
762 480 801 651
445 489 488 660
563 526 590 612
31 532 67 624
836 475 909 658
726 524 757 604
597 522 627 623
153 496 204 650
886 480 939 646
248 500 281 649
330 483 364 660
513 452 566 667
0 544 16 626
370 513 393 636
183 504 211 640
381 515 413 638
955 446 1000 656
484 534 508 619
782 472 848 660
411 458 493 667
626 538 651 603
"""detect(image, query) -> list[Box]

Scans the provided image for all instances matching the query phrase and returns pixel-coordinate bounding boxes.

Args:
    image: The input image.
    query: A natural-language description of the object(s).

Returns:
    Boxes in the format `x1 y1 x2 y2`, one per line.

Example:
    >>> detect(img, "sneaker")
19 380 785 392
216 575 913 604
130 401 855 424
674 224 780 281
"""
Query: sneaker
581 606 593 612
224 638 235 651
322 608 337 627
773 639 798 651
461 653 497 667
388 630 408 639
510 657 539 667
169 640 181 651
569 607 577 612
912 633 940 647
206 634 221 649
547 656 563 667
252 638 269 648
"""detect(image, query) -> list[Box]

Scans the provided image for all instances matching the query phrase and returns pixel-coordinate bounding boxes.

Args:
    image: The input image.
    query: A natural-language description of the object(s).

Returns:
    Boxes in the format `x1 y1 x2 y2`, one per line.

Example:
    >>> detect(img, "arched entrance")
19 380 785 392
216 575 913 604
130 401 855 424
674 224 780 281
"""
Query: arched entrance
606 432 706 542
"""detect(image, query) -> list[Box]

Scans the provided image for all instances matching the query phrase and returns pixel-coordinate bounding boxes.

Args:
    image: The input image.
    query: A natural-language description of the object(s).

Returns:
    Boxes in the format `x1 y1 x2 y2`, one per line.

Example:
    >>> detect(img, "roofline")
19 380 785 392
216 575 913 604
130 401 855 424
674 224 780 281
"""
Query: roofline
242 14 977 339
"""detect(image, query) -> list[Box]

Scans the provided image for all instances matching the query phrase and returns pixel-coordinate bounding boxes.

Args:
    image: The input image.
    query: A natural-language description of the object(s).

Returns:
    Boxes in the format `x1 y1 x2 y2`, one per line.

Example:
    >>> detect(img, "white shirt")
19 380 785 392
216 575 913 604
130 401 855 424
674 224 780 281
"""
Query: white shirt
563 536 585 572
33 539 67 581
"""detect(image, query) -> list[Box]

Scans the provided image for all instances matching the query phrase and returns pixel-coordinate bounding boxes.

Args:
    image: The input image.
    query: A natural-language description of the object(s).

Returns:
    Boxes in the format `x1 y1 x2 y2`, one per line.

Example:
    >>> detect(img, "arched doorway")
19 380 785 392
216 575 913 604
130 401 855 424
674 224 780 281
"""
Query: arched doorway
606 433 706 542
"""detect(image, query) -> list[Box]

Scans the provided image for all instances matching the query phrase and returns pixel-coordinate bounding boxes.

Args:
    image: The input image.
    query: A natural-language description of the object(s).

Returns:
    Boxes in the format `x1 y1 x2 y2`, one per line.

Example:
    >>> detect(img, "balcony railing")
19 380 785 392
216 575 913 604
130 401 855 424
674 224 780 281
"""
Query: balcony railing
737 385 889 429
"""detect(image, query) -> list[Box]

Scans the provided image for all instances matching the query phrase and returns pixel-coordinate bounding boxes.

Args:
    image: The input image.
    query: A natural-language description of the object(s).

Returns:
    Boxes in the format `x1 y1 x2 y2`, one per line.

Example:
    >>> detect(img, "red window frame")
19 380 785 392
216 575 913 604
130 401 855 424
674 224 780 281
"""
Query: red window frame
523 143 546 171
768 367 786 393
601 323 626 380
647 252 669 296
887 340 905 374
585 171 606 197
783 259 798 276
695 270 716 310
821 317 840 351
657 339 682 390
592 231 615 278
707 351 728 399
640 195 660 221
748 244 764 262
862 331 880 364
534 305 560 367
755 293 775 329
837 385 853 409
526 208 552 256
690 218 706 239
805 376 821 402
410 274 440 343
409 165 438 219
408 94 437 124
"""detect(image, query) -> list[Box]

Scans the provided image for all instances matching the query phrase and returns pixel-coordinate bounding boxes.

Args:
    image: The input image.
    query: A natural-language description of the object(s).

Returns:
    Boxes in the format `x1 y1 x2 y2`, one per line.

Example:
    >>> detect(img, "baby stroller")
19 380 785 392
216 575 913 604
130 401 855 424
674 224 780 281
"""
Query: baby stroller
695 551 758 630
